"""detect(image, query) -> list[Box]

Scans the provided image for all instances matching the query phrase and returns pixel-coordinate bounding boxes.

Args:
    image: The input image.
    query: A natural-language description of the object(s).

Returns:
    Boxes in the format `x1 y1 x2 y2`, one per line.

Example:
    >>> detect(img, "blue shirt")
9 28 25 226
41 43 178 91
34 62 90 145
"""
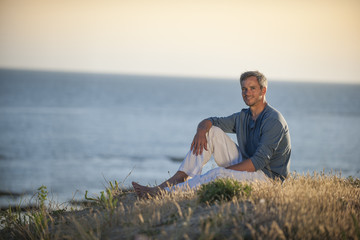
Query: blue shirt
207 104 291 179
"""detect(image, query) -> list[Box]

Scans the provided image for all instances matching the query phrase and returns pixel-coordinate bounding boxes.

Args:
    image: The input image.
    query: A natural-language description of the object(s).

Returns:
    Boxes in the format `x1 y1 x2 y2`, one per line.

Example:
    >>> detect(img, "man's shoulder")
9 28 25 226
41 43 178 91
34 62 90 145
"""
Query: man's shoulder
262 105 288 127
235 108 250 120
239 107 250 115
224 108 249 117
264 104 282 116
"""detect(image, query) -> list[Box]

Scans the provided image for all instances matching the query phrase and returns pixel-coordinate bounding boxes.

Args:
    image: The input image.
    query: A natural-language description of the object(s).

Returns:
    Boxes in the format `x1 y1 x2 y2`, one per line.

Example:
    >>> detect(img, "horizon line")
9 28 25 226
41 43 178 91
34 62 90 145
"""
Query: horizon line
1 67 359 85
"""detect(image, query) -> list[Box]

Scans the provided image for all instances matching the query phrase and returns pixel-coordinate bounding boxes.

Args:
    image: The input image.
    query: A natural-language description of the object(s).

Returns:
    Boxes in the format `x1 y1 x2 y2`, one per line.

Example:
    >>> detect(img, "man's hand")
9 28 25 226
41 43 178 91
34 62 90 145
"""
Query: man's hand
225 158 256 172
190 119 212 156
191 130 208 155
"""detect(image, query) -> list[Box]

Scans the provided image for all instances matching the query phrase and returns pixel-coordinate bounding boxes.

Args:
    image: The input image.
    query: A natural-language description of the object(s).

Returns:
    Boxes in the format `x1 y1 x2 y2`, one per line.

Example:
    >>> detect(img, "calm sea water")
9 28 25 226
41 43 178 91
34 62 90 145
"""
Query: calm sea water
0 69 359 206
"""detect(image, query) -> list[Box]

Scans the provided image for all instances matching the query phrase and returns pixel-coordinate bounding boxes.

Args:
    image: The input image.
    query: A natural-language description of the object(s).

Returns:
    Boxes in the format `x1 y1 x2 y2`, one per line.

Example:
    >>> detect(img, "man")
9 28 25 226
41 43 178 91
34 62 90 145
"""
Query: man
132 71 291 197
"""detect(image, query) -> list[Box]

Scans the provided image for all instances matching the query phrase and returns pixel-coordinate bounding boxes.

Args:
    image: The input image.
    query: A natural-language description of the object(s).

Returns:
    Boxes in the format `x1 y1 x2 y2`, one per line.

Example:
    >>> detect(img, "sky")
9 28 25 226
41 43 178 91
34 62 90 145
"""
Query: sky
1 0 360 83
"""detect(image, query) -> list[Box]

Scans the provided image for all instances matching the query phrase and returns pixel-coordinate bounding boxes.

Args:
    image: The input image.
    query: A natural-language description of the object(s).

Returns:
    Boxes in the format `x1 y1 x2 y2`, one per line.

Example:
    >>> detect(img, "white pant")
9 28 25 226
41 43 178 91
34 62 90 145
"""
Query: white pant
169 126 268 191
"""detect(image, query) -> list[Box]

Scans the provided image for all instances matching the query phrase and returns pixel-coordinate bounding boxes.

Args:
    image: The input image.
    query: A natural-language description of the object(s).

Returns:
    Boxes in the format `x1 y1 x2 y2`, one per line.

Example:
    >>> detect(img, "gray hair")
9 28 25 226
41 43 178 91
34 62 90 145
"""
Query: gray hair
240 71 268 89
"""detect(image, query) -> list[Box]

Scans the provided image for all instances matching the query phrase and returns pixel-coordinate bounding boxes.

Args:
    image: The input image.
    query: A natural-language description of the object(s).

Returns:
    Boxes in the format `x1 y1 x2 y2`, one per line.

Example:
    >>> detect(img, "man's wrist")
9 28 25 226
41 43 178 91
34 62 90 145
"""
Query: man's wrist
197 119 212 132
196 129 207 136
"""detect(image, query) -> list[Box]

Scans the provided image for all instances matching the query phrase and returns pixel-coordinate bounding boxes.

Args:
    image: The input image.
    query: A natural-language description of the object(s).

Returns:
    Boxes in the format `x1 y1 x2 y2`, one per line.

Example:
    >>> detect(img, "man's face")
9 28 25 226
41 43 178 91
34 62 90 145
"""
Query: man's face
241 76 266 107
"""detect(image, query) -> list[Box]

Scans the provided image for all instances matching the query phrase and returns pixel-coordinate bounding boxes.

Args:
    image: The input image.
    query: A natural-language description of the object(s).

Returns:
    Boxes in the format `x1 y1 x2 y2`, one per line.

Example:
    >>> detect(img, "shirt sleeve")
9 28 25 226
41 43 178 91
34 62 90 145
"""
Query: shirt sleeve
250 118 285 171
206 113 238 134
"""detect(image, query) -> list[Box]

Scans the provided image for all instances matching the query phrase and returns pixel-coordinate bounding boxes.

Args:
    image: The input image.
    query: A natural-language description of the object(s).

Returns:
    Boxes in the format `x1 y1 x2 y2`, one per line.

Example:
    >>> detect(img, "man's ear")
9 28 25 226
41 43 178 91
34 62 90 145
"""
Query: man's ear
262 87 267 95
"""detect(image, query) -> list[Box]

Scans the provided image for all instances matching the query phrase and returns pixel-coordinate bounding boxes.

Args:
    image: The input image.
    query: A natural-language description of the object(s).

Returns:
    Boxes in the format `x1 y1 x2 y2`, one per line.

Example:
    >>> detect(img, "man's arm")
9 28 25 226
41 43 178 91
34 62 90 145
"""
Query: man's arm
227 118 287 173
225 159 256 172
190 119 212 156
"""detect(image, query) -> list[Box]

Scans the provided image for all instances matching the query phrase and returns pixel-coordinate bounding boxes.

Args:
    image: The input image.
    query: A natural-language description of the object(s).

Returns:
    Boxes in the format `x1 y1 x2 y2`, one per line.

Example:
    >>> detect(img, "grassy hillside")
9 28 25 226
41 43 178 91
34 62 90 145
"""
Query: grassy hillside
1 172 359 240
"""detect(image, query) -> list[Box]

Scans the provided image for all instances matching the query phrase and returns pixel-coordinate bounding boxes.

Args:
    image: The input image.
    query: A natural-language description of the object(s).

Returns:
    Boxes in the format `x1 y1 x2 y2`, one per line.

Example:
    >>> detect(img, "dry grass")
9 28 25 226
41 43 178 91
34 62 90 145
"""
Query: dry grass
1 172 359 240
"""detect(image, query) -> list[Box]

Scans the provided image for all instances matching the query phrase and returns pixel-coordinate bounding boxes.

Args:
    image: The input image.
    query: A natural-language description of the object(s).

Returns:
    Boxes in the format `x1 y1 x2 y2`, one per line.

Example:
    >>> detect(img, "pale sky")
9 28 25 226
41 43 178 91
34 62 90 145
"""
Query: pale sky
1 0 360 83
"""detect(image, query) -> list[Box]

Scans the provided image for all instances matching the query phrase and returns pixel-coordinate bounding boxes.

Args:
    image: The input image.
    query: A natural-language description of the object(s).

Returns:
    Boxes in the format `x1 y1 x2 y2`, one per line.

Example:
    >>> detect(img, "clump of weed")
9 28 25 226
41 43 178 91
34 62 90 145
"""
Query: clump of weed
85 180 121 211
36 185 48 209
197 178 252 204
0 185 55 240
346 176 360 188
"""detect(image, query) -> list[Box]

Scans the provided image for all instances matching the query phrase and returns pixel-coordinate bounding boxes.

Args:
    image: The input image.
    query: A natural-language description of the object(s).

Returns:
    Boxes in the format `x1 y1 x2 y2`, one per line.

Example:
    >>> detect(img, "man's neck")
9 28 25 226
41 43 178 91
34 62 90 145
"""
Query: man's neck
250 101 267 121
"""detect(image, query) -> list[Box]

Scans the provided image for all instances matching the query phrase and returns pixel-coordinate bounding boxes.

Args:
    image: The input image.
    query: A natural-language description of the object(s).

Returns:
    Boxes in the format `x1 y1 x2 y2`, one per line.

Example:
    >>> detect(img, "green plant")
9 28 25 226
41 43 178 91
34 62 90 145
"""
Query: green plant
100 188 118 210
85 181 119 211
27 185 53 239
37 185 48 209
109 180 120 192
0 186 53 239
197 178 252 204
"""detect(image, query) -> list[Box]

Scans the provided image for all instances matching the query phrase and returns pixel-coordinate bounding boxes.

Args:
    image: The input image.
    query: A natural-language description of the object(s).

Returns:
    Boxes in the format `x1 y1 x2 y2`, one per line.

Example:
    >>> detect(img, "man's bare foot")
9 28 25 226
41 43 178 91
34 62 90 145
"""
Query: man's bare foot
132 182 161 199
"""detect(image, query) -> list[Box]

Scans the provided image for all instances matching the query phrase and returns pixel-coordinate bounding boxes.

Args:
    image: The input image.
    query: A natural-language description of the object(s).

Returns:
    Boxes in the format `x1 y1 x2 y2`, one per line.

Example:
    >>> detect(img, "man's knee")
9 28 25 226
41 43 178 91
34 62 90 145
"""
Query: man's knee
208 126 227 139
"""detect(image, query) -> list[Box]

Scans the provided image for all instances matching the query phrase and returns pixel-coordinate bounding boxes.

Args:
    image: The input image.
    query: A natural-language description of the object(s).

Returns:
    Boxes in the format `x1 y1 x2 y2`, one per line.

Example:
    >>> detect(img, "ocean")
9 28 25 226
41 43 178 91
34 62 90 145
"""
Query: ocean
0 69 359 207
